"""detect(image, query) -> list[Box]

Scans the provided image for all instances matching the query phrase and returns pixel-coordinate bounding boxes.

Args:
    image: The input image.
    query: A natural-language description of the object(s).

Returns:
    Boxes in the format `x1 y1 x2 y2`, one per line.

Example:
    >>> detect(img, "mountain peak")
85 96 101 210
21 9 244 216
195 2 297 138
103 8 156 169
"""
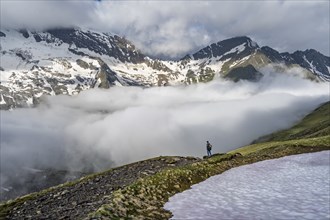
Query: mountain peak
190 36 259 60
1 28 329 110
224 36 256 45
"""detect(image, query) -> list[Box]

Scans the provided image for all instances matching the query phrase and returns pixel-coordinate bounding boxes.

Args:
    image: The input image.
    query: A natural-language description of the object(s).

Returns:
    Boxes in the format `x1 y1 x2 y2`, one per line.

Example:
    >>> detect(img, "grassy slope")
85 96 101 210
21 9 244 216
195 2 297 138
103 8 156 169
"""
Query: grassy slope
253 101 330 143
230 101 329 156
88 101 330 219
1 102 329 219
88 137 329 219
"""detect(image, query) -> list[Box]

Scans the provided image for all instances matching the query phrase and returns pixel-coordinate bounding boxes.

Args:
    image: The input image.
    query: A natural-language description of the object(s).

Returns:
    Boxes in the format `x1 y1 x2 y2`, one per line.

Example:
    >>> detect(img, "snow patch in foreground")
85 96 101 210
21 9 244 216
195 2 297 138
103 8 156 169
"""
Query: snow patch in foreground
164 151 330 220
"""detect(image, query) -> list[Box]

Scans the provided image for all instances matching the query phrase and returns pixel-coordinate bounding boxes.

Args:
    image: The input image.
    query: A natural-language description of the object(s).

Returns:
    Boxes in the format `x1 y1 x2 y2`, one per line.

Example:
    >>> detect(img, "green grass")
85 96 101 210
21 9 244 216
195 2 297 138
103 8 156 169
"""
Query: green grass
229 135 330 156
89 137 330 219
256 101 330 143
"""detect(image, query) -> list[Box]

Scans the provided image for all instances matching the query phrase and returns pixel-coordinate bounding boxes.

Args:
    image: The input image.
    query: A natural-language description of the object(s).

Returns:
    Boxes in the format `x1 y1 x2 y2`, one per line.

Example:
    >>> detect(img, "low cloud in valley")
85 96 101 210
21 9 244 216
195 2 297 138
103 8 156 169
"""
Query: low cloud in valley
1 73 329 188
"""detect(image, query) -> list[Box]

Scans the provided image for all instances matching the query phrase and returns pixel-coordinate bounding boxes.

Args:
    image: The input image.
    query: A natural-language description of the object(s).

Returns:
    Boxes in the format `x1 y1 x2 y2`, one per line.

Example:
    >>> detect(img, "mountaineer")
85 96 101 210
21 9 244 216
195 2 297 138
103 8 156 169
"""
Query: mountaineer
206 141 212 157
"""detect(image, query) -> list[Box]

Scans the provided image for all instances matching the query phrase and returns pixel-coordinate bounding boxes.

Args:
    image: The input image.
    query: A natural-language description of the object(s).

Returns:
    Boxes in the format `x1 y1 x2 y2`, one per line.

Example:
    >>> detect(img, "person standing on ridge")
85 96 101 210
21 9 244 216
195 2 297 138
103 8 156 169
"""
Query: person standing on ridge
206 141 212 157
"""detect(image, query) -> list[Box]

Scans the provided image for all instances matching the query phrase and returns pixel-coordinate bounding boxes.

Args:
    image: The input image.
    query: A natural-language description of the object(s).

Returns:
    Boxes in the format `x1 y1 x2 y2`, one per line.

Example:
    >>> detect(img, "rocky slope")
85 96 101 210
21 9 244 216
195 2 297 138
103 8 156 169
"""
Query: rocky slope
0 169 87 202
1 143 328 219
181 36 329 82
0 156 200 219
1 28 329 110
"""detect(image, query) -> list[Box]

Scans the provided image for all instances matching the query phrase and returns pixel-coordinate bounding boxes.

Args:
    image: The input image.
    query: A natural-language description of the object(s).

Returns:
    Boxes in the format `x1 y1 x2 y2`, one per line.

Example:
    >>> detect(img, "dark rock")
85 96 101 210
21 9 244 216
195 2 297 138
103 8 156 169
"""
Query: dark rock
180 54 192 61
0 31 6 37
94 58 120 88
203 153 225 159
291 49 330 79
76 76 85 83
46 28 146 64
233 152 243 158
33 34 42 42
76 59 90 69
228 152 243 160
16 52 26 61
68 48 88 56
225 64 263 82
191 36 258 60
261 46 287 63
19 29 29 38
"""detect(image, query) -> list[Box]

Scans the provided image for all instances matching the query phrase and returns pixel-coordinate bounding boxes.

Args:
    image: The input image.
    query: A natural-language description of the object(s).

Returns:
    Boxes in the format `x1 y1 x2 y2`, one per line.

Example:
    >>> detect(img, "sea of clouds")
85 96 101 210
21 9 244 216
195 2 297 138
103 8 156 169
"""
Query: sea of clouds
1 72 329 192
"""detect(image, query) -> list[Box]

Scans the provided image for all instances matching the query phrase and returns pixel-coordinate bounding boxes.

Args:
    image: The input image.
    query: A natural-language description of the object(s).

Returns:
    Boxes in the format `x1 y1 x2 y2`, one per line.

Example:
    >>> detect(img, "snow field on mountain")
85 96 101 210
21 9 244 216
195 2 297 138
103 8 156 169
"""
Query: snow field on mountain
164 151 330 220
1 30 70 66
1 28 329 110
223 43 246 56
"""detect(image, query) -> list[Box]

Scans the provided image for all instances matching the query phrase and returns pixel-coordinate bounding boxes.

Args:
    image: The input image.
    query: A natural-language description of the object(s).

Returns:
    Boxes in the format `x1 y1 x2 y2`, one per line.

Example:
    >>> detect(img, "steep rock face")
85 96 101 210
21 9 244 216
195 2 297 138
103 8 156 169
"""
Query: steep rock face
0 28 329 110
93 58 120 88
225 64 263 82
290 49 330 81
45 28 145 64
191 36 259 61
177 36 329 84
259 47 330 80
260 46 291 63
174 37 261 84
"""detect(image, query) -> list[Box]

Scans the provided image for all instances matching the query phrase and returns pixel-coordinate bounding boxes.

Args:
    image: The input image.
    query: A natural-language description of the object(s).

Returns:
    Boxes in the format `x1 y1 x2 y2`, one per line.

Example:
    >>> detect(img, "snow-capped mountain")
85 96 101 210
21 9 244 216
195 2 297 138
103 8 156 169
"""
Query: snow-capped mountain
1 28 329 110
180 36 330 82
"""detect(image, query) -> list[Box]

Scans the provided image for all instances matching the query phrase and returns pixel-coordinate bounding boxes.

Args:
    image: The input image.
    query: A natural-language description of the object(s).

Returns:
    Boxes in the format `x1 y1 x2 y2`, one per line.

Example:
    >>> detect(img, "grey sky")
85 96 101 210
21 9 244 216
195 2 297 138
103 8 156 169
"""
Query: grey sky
1 0 329 58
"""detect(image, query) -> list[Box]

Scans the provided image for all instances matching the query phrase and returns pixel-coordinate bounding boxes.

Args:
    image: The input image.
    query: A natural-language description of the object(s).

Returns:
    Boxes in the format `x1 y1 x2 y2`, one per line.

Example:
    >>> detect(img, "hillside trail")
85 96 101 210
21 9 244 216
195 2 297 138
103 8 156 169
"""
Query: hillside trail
5 156 200 219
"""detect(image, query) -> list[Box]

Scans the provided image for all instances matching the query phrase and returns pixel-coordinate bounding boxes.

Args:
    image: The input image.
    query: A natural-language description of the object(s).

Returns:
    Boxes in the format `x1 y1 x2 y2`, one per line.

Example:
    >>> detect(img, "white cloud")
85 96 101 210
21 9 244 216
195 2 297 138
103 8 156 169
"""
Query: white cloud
1 1 329 58
0 1 95 29
1 73 329 189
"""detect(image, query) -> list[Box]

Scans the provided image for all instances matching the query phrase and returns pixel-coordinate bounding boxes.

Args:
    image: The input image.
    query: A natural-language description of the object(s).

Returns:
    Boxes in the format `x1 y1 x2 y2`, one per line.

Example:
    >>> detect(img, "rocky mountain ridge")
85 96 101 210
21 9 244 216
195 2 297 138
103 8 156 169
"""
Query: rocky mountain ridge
1 28 329 110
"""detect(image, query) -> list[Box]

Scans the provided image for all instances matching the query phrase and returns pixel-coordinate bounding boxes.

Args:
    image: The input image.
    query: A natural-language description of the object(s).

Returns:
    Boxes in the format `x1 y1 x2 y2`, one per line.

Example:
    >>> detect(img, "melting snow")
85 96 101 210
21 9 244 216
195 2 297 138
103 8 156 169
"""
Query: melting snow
0 94 6 105
164 151 330 220
303 56 323 76
248 39 258 48
229 55 250 68
223 43 246 56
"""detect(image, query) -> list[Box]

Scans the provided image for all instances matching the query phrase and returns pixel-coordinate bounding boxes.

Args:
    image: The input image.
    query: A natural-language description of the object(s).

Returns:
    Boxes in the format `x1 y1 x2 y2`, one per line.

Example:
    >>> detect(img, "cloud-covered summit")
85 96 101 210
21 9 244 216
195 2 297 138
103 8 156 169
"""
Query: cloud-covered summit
1 1 329 59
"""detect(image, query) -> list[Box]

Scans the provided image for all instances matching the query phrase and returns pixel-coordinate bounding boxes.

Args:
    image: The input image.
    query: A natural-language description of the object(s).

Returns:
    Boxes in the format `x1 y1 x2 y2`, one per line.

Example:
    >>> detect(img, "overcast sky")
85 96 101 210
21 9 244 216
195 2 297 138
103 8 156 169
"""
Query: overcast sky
1 0 329 59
